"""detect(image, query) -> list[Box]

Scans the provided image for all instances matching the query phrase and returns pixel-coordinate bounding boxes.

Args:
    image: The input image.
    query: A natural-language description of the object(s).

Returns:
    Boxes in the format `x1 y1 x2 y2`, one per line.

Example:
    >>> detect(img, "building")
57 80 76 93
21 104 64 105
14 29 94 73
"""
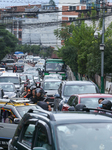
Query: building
0 4 59 49
57 0 86 46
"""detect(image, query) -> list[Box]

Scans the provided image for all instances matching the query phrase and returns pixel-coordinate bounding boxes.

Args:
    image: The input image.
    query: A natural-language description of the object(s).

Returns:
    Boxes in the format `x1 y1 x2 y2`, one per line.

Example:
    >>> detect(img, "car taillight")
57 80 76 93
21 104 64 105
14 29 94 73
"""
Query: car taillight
62 105 69 111
21 66 23 68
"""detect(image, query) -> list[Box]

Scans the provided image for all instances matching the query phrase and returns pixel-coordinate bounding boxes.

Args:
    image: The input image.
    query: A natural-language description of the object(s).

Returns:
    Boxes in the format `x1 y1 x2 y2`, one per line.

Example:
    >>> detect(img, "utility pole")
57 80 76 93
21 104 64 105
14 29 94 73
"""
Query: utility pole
100 0 105 93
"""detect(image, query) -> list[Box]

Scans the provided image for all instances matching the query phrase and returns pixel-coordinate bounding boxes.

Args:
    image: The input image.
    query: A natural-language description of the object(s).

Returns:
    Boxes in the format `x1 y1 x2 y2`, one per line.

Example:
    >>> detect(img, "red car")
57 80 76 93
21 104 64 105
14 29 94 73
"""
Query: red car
62 94 112 111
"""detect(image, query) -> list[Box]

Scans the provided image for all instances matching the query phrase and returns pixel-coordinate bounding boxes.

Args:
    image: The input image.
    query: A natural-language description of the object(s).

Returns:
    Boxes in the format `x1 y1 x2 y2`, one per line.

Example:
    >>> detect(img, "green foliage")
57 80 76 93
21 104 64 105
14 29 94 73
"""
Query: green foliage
54 9 112 80
0 24 18 61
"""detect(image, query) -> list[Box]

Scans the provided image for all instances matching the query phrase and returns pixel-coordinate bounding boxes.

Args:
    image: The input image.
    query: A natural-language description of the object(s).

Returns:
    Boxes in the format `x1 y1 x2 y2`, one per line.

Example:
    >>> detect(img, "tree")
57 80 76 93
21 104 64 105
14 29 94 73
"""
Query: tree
49 0 55 6
0 24 18 61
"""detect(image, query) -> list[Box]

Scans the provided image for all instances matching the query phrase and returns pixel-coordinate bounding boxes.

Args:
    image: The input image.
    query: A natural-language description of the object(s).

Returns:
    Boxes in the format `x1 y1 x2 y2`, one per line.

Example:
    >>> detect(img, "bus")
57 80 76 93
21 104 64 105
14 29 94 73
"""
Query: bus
44 59 67 80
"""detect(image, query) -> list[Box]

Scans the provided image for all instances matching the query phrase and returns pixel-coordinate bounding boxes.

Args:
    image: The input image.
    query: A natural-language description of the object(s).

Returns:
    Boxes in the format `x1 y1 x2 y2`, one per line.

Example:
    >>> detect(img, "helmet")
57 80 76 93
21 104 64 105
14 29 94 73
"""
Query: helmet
35 88 44 98
26 85 31 90
101 100 112 110
30 85 36 91
36 82 41 88
75 104 86 111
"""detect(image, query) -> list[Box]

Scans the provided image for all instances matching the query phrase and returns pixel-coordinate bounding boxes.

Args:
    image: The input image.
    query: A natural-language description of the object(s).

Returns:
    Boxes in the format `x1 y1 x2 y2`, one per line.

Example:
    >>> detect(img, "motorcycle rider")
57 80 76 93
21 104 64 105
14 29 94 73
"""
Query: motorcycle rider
35 88 51 111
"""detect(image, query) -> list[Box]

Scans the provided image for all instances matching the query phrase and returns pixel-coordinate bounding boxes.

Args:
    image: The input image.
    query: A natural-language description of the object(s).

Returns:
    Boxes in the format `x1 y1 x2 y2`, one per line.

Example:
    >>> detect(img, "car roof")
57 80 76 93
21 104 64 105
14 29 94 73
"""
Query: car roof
43 79 61 82
28 110 112 123
53 112 112 122
0 82 14 85
0 73 19 77
72 93 112 98
62 81 94 85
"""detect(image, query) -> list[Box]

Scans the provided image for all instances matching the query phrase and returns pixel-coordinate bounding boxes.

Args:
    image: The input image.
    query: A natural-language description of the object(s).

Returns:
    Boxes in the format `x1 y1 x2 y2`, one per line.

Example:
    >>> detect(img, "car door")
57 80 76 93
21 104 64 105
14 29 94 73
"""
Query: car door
0 108 18 149
15 119 37 150
33 120 52 150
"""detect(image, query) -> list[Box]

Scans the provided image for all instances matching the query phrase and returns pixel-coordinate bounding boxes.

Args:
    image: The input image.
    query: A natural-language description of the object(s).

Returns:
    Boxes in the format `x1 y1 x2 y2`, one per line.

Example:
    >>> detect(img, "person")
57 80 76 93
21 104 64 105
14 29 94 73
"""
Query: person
5 111 14 123
101 100 112 110
1 62 6 68
29 86 37 103
24 85 31 98
98 98 104 108
35 88 51 111
13 64 17 73
20 83 28 98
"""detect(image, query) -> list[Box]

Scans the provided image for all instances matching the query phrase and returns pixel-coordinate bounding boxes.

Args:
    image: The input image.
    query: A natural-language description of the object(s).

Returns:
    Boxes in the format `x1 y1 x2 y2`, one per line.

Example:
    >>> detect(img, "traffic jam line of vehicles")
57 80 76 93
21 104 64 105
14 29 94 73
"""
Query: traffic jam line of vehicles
0 54 112 150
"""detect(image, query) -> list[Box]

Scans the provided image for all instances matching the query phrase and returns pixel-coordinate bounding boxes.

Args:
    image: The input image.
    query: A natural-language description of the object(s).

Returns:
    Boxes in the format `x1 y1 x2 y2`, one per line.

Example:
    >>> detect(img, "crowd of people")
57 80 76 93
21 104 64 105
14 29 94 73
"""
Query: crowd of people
21 82 52 111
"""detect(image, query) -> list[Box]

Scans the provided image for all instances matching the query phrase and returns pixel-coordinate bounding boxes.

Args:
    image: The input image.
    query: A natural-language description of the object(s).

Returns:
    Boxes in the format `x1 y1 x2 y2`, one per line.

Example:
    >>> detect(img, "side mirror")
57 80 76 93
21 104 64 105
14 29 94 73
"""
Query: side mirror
3 95 9 99
33 147 47 150
14 118 21 124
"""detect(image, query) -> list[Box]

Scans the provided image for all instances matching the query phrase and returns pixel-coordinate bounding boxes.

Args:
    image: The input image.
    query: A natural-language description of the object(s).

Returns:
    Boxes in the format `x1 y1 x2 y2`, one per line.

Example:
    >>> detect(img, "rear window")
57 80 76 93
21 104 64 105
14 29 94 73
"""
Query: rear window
0 77 20 84
5 60 14 63
64 85 97 97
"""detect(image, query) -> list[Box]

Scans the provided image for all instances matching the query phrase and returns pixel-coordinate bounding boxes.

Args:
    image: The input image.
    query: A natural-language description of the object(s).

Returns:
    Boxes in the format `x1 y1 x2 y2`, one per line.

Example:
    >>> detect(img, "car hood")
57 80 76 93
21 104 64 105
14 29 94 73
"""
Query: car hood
4 92 16 98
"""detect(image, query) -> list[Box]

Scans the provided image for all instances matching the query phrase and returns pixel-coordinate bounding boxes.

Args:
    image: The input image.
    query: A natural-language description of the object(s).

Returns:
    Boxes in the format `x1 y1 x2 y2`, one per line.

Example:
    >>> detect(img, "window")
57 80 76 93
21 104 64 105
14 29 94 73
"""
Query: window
19 21 22 29
69 17 76 21
69 6 76 10
14 31 17 37
35 123 51 150
21 124 35 148
68 96 76 106
18 32 22 39
14 21 17 28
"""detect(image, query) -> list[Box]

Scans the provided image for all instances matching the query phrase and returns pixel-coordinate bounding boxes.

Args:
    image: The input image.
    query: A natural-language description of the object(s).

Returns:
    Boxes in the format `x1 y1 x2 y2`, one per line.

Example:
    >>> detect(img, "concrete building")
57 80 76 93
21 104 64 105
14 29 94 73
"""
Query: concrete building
0 4 59 49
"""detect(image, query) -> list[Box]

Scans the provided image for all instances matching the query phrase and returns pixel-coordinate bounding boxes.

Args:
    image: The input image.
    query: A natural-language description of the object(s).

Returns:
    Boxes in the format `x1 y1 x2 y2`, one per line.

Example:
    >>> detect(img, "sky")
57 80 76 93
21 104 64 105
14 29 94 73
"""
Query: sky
0 0 112 8
0 0 59 8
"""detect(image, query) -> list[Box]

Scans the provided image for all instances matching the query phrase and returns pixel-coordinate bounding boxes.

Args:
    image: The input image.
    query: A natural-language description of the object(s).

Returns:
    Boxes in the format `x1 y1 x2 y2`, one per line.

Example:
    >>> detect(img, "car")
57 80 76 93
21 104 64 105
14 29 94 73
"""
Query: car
33 56 40 64
0 82 20 98
62 93 112 111
15 63 24 72
41 79 62 103
25 67 38 72
8 108 112 150
43 74 62 81
5 59 15 70
24 74 35 86
17 59 24 64
19 74 30 84
0 73 24 94
0 99 41 149
24 71 40 82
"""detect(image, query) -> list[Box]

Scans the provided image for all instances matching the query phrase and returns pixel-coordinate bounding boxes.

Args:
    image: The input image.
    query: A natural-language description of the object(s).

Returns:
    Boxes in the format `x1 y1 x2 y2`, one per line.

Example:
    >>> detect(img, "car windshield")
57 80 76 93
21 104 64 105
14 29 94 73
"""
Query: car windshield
26 68 37 71
44 76 58 80
27 75 33 80
43 81 61 90
20 76 26 80
0 69 5 71
64 85 97 96
81 97 112 108
56 123 112 150
33 58 39 61
5 60 14 63
46 63 64 71
18 60 24 63
0 84 15 92
16 105 37 117
0 77 20 84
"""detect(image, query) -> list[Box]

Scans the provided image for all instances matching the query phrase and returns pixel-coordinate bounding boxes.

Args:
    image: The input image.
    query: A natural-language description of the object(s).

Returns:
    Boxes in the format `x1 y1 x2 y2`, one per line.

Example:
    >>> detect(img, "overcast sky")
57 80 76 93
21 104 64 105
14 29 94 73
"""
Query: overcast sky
0 0 59 8
0 0 111 8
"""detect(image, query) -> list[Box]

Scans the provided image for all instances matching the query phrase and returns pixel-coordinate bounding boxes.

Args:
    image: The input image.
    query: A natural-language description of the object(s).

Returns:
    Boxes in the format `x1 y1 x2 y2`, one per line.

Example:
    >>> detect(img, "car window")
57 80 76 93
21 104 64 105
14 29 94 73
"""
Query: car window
67 96 76 106
0 84 15 92
43 81 61 90
21 124 35 148
56 123 112 150
0 77 20 84
64 85 97 96
0 108 15 123
35 123 52 150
